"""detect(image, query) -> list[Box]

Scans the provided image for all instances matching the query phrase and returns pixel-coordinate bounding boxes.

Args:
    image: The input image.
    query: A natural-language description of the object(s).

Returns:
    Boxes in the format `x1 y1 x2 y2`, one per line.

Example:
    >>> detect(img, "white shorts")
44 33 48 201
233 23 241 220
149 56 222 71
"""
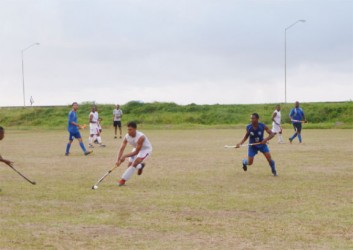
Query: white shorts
90 123 100 135
129 148 152 163
272 123 282 133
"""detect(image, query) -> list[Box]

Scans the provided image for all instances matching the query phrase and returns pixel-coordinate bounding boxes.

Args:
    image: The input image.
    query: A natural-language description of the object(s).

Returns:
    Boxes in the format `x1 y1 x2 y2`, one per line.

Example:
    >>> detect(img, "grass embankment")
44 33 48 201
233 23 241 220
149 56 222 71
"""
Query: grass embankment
0 101 352 129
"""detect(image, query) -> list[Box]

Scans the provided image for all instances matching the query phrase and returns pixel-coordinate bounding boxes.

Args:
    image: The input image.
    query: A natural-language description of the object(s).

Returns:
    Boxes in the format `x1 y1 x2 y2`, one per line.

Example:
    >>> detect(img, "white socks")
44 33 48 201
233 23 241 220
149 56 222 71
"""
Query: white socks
97 136 102 144
278 134 284 143
122 166 136 181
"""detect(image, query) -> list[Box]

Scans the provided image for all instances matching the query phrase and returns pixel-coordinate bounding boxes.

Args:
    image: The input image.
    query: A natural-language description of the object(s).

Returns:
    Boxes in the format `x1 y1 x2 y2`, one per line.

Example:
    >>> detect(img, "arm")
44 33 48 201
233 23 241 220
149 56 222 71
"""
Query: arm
0 154 13 166
272 112 279 125
289 109 294 120
116 139 128 165
121 136 145 159
236 131 250 148
89 114 96 123
262 126 275 144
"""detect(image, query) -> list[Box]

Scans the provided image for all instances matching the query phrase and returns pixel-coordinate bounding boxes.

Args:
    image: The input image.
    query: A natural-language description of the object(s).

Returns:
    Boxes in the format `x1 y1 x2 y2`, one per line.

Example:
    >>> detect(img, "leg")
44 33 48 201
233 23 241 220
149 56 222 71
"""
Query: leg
119 126 122 138
65 140 73 155
296 124 302 143
114 123 117 138
263 151 277 176
77 137 90 155
289 124 298 143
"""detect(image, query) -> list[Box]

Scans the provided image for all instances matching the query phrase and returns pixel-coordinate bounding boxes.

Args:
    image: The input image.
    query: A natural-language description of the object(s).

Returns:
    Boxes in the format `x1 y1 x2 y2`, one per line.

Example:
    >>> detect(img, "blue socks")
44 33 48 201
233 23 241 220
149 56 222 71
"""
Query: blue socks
298 134 302 143
242 159 248 166
290 133 297 141
269 160 277 176
79 142 87 153
66 143 71 154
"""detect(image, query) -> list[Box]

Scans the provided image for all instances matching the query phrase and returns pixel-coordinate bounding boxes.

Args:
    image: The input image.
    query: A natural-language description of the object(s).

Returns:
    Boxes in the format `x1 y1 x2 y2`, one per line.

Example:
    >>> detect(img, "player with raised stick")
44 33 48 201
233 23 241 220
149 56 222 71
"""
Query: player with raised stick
65 102 92 156
115 122 152 186
271 104 285 143
236 113 277 176
289 101 307 144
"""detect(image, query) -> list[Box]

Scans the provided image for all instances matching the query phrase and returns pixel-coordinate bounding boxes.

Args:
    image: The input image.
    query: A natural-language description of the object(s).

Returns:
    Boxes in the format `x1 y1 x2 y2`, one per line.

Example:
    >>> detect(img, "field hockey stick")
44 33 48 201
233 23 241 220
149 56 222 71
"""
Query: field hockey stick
91 162 121 189
291 120 308 123
224 142 263 148
6 163 36 185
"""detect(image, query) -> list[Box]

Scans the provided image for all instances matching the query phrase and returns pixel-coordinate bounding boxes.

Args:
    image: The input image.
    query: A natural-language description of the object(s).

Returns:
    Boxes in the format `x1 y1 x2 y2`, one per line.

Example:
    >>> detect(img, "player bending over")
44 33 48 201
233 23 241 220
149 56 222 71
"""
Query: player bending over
0 127 13 166
65 102 92 156
115 122 152 186
236 113 277 176
88 106 105 148
289 101 307 143
271 104 284 143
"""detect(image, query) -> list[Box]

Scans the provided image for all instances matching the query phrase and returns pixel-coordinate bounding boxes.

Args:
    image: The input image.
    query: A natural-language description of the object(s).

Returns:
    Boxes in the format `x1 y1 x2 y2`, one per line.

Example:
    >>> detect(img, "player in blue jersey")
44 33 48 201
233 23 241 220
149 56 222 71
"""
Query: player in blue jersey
65 102 92 156
289 101 307 143
236 113 277 176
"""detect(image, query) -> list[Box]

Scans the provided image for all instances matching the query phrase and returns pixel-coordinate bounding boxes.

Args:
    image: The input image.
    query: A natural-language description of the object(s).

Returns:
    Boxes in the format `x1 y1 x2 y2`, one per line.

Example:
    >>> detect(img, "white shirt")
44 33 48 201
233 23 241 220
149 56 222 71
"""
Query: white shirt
89 111 99 124
113 109 123 121
125 131 152 151
272 110 281 125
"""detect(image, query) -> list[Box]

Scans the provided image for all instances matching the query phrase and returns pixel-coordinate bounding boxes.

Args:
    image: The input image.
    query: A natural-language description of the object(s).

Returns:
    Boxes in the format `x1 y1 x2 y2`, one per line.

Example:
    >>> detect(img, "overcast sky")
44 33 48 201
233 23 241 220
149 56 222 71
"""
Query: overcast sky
0 0 352 106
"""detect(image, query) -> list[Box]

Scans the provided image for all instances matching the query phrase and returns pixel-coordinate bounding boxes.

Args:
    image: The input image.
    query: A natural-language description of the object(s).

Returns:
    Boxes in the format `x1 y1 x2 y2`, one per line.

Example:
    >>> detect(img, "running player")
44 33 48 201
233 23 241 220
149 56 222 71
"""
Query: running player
0 127 13 166
236 113 277 176
289 101 307 143
88 106 105 148
65 102 91 156
115 122 152 186
271 104 284 143
113 104 123 139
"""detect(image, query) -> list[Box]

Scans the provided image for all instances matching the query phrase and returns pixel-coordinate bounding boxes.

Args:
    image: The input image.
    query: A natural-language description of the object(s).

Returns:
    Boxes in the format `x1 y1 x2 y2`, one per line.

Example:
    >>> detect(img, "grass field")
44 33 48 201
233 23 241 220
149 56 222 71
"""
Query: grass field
0 129 352 249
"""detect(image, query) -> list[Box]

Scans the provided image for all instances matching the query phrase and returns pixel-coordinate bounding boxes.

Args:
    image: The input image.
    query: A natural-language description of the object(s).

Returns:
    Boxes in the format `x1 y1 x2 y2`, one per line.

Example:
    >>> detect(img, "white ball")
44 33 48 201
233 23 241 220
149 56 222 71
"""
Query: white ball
93 185 98 190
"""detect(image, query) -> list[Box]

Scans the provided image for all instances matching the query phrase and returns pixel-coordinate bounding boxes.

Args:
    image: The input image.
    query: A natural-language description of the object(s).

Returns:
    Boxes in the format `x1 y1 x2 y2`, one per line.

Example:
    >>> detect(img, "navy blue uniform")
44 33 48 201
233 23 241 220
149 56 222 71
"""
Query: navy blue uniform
68 110 82 140
246 123 270 157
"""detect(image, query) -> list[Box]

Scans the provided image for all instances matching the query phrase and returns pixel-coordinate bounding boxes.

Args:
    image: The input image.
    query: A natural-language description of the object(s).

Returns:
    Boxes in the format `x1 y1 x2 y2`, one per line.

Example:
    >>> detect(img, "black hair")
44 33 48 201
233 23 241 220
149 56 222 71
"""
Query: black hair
252 113 259 119
127 121 137 129
72 102 78 106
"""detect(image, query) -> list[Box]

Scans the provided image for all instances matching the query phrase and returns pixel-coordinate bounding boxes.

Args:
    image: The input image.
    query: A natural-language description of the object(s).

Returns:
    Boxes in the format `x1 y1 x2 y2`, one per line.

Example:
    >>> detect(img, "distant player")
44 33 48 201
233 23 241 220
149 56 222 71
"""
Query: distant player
115 122 152 186
88 106 105 148
236 113 277 176
289 101 307 143
65 102 92 156
271 104 284 143
0 127 13 166
113 104 123 139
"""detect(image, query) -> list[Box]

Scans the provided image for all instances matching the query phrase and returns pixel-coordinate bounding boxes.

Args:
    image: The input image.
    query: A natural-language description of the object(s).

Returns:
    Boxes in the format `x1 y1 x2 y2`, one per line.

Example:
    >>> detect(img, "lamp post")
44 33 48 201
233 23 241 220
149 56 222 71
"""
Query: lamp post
284 20 305 103
21 42 40 107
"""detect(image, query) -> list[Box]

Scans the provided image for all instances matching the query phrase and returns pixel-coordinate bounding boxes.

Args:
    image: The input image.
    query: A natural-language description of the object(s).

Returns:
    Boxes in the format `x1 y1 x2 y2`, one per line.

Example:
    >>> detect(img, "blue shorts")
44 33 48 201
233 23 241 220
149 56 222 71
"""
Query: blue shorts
69 131 81 141
248 144 270 158
293 123 302 133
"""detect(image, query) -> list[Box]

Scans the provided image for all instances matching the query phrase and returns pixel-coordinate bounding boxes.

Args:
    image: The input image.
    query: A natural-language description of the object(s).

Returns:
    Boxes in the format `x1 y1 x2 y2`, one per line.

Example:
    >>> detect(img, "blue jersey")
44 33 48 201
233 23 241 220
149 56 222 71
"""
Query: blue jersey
68 110 79 133
289 108 305 123
246 123 266 145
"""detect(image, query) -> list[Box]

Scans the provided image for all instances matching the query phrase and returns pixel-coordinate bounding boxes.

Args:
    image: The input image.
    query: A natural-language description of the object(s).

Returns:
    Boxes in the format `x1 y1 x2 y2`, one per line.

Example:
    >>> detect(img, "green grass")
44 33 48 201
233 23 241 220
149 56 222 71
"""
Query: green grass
0 129 352 249
0 101 352 129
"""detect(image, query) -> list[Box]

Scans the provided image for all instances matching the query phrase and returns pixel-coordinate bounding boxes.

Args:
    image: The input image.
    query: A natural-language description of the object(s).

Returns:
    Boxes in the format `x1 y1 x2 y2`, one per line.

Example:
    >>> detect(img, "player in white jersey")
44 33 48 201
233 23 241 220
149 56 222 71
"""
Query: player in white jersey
113 104 123 139
115 121 152 186
271 104 284 143
88 106 105 148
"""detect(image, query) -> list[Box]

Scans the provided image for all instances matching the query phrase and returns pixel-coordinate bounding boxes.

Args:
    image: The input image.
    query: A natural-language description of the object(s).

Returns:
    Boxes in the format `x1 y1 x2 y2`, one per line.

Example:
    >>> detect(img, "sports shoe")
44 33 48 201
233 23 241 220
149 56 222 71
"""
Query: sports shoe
119 136 122 139
114 136 117 139
118 179 126 186
137 163 145 175
84 151 92 156
242 160 247 171
65 153 69 156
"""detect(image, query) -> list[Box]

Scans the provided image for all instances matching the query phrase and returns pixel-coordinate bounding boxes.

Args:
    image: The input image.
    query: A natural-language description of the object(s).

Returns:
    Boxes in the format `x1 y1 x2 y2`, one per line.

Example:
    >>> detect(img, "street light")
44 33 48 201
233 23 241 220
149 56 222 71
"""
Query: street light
284 20 305 103
21 42 40 107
